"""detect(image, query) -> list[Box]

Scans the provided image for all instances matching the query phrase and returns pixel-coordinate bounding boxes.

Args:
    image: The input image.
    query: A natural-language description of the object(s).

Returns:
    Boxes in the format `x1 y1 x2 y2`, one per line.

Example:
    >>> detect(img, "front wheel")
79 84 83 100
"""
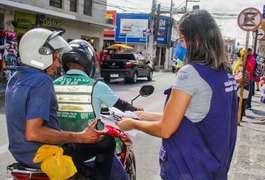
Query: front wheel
126 151 136 180
147 70 153 81
131 73 137 83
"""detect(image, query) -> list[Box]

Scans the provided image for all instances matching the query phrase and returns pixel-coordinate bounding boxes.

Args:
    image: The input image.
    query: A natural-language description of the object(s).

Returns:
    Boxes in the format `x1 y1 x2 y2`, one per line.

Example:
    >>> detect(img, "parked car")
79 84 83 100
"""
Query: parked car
100 53 153 83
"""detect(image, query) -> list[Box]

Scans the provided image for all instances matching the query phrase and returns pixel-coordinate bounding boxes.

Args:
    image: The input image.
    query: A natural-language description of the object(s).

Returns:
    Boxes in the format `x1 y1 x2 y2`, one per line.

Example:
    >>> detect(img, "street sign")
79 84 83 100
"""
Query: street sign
237 7 262 32
143 28 152 36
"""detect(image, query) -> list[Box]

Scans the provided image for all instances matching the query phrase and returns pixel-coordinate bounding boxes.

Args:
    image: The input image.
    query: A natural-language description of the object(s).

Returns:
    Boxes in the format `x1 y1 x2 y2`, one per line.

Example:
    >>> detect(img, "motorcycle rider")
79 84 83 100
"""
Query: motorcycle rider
54 39 141 179
5 28 115 180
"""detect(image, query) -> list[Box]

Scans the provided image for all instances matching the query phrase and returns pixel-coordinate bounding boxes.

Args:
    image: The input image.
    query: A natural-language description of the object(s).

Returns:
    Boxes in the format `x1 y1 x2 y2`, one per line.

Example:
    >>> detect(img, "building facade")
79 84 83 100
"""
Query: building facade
0 0 113 82
0 0 113 49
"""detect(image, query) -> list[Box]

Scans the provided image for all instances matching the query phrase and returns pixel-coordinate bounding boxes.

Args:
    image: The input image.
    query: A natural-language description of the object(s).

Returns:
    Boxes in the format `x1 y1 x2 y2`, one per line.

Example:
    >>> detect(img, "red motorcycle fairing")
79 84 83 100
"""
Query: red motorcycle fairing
7 163 49 180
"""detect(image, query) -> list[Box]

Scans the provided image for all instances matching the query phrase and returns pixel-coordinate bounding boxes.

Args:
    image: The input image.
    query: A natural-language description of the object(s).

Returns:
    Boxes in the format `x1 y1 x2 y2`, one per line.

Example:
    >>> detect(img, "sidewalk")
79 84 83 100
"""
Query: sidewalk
229 90 265 179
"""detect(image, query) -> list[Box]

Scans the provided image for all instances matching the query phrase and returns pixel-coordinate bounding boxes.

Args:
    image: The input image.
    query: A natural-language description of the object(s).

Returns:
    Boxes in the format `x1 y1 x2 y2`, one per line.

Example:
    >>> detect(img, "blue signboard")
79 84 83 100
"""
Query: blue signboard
115 13 150 43
115 13 169 45
157 16 169 45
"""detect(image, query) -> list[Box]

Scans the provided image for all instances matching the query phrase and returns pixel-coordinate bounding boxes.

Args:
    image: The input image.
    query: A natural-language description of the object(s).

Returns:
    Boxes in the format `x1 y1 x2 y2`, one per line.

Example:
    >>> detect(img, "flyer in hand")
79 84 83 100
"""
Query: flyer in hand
100 107 140 137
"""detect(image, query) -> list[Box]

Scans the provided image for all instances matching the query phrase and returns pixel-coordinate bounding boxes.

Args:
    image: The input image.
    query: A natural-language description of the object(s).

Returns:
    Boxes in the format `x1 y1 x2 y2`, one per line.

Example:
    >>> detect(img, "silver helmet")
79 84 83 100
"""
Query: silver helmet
19 28 71 70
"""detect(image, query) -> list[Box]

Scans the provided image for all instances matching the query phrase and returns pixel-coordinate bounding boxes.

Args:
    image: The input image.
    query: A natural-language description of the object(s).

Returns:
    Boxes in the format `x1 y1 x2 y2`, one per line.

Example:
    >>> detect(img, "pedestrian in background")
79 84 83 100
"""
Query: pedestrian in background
99 46 105 63
260 61 265 104
246 48 256 108
235 62 250 120
254 55 264 91
90 48 98 78
117 10 238 180
233 48 244 74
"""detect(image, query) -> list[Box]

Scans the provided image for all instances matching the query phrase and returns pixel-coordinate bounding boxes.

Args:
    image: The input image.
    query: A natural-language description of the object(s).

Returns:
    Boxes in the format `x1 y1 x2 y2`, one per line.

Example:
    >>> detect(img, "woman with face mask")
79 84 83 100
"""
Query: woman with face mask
174 43 187 72
117 10 238 180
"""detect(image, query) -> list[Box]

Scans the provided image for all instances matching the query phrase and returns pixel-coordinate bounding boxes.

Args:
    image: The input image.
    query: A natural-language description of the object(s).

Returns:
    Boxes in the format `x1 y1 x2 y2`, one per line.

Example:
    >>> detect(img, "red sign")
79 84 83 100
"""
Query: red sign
237 7 262 32
104 10 116 37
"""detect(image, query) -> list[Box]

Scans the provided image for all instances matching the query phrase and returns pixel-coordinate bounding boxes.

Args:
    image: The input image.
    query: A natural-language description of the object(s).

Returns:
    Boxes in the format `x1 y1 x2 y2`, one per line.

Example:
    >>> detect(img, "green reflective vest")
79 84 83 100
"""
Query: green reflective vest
53 74 97 132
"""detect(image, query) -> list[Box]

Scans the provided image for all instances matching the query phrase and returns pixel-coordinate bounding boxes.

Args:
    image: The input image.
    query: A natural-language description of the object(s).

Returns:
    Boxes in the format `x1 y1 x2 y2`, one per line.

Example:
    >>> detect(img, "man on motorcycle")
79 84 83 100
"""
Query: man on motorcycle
5 28 115 180
54 39 141 180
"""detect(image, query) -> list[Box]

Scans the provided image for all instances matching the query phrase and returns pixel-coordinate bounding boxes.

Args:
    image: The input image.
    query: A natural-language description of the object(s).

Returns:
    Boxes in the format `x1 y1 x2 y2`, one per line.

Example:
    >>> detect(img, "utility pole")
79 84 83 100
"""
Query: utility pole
155 4 161 68
253 29 258 57
154 4 160 43
167 0 173 48
149 0 157 68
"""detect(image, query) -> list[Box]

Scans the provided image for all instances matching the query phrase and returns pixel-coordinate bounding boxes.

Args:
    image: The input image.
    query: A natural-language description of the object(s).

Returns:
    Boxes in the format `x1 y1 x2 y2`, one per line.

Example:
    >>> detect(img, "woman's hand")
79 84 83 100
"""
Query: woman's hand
116 118 135 131
133 111 162 121
133 111 147 120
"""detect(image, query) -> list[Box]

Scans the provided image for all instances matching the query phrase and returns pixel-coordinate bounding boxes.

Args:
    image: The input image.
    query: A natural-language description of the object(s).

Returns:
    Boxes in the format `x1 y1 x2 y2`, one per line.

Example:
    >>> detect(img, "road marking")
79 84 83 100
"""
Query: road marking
0 144 8 155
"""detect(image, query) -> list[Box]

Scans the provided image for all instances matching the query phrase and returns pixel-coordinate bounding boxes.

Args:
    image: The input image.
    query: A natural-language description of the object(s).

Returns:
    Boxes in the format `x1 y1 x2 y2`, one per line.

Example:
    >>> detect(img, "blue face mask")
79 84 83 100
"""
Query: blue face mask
175 43 187 61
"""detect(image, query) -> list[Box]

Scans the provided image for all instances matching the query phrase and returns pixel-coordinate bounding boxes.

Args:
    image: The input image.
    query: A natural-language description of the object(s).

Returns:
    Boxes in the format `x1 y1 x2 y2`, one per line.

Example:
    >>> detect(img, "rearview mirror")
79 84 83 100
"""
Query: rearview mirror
131 85 154 105
139 85 154 97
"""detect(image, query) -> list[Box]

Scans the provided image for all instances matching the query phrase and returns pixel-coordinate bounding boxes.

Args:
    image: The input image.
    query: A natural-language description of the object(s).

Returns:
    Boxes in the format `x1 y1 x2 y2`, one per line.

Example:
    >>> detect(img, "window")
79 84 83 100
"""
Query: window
50 0 62 8
83 0 92 16
70 0 77 12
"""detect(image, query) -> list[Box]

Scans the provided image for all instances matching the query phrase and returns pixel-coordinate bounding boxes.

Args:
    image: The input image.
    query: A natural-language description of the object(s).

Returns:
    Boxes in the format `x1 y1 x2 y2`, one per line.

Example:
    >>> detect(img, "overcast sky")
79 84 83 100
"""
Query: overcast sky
107 0 264 46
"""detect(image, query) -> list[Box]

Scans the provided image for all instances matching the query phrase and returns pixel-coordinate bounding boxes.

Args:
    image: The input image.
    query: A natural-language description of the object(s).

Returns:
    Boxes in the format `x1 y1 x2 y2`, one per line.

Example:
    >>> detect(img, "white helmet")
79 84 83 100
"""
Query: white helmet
19 28 72 70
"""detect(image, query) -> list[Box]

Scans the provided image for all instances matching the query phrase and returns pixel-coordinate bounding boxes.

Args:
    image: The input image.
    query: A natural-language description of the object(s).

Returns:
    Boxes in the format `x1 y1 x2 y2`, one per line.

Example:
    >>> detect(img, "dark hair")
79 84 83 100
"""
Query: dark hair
178 10 232 73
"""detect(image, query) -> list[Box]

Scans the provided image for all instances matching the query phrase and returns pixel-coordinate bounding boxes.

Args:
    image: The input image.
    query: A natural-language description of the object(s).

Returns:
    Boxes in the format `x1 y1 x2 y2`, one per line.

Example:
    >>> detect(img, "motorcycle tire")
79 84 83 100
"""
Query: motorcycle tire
126 150 136 180
172 66 176 73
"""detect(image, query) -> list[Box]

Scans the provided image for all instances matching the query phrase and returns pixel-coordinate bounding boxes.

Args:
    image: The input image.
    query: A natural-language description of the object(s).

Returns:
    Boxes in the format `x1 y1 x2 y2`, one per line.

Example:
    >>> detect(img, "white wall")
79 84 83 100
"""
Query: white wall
63 20 104 51
2 0 108 50
3 9 14 31
10 0 107 24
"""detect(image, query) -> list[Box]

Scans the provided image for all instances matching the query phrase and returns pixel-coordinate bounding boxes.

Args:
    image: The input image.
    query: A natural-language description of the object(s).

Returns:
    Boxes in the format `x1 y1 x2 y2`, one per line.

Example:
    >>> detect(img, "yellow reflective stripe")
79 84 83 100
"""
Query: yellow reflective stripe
58 103 93 112
57 94 92 103
54 85 93 93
